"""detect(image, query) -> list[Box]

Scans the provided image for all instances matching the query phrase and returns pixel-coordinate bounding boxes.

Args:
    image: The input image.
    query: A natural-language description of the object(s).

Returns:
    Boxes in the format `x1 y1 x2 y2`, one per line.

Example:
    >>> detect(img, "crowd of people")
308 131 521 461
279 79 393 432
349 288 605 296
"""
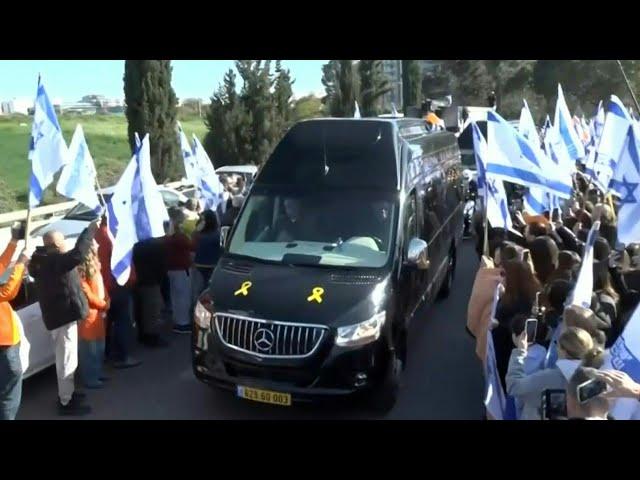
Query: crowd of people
0 173 248 419
468 173 640 420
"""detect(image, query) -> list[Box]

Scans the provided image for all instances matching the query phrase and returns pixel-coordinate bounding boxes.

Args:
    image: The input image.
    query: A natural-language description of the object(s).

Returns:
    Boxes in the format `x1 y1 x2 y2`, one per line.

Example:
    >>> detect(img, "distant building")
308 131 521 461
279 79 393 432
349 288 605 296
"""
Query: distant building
0 97 33 115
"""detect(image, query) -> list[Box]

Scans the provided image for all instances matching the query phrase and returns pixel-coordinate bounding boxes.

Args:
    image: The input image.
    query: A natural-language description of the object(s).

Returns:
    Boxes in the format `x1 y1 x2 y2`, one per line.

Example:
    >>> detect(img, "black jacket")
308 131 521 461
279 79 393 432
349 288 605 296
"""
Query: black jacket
29 228 92 331
132 237 167 287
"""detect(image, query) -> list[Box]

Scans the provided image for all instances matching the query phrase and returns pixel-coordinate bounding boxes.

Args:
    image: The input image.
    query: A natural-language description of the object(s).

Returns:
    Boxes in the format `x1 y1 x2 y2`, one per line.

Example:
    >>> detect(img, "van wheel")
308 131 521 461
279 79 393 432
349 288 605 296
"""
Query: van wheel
438 249 456 299
369 352 402 415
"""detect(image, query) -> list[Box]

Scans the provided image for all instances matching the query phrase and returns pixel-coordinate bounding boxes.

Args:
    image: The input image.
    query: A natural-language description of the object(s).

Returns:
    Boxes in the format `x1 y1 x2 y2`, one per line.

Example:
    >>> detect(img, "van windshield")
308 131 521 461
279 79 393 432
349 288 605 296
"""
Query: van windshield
228 189 397 269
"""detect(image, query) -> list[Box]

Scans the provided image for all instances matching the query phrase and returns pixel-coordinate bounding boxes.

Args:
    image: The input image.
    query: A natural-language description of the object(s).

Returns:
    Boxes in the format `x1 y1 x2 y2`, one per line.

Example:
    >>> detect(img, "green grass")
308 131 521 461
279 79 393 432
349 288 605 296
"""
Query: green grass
0 114 208 212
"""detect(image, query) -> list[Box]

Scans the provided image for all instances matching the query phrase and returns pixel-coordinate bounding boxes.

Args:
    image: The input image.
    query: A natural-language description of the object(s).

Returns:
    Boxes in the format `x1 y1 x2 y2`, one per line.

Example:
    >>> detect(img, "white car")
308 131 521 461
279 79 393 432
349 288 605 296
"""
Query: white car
15 184 193 379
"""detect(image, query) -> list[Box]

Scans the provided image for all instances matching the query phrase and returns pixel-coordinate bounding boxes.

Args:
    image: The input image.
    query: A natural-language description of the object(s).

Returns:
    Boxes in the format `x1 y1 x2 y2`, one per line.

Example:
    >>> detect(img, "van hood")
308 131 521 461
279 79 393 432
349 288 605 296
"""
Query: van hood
208 257 391 328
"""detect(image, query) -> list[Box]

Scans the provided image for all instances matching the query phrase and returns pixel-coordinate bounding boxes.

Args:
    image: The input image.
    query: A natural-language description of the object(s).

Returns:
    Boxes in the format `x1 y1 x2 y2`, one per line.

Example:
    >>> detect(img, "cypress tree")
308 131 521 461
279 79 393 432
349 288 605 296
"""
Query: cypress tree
358 60 392 117
123 60 180 182
401 60 422 113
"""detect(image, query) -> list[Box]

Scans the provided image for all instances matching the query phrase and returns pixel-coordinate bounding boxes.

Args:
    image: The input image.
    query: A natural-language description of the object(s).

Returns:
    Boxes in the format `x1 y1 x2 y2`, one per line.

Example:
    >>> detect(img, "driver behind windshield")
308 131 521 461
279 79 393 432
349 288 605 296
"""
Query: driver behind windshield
350 200 391 250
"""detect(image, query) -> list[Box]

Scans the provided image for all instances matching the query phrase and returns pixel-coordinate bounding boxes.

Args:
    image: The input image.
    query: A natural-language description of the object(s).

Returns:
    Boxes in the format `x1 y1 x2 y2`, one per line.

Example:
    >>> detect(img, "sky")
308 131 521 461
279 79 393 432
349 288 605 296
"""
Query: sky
0 60 328 102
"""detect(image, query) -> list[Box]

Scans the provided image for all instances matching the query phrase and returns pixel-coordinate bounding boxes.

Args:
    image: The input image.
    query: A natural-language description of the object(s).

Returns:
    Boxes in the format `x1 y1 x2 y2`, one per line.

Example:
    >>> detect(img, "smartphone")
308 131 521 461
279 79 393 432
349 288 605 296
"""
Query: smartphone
11 221 26 241
577 378 610 404
525 318 538 344
520 248 531 263
541 389 567 420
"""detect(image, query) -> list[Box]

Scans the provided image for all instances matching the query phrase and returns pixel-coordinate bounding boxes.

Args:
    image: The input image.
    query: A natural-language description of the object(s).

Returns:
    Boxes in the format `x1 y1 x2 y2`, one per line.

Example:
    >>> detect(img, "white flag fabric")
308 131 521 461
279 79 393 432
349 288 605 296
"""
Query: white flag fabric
585 101 605 181
568 221 600 308
595 96 632 192
28 78 69 207
485 285 507 420
486 110 572 199
109 134 168 285
518 99 540 146
354 101 361 119
178 123 198 186
192 135 225 211
472 122 512 230
519 100 548 214
554 84 585 161
610 303 640 382
608 105 640 245
56 124 101 211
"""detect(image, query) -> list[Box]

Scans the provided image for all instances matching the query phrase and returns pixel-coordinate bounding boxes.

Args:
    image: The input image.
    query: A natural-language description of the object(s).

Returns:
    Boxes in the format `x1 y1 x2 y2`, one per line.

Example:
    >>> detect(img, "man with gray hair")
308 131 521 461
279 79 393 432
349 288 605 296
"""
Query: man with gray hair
29 220 99 416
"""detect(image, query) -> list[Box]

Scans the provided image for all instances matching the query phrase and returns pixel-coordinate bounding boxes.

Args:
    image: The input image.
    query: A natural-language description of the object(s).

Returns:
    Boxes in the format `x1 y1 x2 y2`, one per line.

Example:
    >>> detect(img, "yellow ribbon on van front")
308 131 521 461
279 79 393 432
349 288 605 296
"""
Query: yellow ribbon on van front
234 281 252 296
307 287 324 303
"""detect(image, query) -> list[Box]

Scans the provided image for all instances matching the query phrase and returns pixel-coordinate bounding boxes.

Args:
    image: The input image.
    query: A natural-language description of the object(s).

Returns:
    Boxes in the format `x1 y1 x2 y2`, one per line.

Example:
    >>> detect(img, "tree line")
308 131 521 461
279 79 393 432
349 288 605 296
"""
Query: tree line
123 60 640 183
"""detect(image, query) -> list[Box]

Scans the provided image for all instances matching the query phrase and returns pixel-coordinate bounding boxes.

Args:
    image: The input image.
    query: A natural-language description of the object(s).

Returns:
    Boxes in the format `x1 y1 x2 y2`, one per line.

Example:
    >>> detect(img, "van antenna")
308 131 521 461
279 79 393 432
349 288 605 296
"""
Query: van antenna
323 127 329 176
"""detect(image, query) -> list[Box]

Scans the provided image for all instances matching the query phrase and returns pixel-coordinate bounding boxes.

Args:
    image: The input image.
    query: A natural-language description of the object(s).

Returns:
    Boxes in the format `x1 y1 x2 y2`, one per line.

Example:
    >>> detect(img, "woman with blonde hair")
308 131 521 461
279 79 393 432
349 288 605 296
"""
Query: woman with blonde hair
506 326 604 420
77 240 110 389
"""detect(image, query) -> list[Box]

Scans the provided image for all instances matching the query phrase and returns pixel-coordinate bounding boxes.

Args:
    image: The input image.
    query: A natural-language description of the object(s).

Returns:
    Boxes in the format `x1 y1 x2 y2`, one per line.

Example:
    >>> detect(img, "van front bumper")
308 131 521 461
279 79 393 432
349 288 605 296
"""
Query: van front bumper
191 323 391 403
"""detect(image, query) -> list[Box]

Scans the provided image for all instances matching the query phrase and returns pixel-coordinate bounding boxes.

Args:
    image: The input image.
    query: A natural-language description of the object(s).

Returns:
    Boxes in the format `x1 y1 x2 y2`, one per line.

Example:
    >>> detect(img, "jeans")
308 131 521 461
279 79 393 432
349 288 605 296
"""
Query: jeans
190 267 213 311
0 344 22 420
51 322 78 405
107 285 134 361
78 339 105 387
169 270 191 327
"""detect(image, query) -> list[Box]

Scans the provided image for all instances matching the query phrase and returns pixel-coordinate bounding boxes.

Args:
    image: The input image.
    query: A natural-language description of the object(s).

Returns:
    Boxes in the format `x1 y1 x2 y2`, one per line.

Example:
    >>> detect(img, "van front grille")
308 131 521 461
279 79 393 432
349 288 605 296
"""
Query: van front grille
214 314 327 358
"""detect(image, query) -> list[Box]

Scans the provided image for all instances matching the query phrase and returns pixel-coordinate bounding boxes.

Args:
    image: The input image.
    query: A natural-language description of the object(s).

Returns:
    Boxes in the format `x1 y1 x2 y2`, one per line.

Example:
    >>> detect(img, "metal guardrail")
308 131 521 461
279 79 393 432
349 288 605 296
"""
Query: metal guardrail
0 181 187 228
0 201 78 228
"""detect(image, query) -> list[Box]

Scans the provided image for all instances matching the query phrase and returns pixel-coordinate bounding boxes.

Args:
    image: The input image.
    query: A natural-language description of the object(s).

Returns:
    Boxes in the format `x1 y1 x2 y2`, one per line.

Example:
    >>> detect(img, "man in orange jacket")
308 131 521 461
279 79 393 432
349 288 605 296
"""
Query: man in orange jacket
0 227 30 420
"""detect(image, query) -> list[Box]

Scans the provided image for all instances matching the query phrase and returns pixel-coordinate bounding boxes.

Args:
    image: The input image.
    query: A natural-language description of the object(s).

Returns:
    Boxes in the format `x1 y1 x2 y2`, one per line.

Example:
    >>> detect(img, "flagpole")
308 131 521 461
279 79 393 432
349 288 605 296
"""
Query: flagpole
617 60 640 114
24 72 42 251
482 191 490 258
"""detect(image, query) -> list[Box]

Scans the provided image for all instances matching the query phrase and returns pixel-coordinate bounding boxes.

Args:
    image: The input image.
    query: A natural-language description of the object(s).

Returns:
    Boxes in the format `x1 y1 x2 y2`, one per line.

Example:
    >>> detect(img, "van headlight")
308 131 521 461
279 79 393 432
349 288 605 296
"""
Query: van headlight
335 312 386 347
194 292 214 330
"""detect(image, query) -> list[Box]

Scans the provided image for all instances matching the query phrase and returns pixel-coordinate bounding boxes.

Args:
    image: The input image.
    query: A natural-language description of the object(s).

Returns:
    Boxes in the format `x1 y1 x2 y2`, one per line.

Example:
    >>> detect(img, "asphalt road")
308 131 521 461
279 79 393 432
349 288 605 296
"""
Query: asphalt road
18 240 484 420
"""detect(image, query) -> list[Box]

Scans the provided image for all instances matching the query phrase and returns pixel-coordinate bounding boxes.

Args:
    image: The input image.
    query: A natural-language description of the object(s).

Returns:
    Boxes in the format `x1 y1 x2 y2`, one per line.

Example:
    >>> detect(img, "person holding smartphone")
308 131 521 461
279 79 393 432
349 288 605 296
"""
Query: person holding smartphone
505 326 604 420
566 367 612 420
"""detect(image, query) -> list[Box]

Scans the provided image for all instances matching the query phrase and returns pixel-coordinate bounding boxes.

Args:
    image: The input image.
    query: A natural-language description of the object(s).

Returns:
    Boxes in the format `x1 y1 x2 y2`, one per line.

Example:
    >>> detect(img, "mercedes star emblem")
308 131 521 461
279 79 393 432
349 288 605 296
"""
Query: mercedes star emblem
253 328 274 352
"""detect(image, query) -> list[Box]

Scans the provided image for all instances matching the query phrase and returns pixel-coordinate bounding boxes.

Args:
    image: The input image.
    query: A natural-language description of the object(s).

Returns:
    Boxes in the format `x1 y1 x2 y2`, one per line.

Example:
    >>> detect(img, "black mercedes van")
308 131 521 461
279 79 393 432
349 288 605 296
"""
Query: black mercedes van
192 118 464 412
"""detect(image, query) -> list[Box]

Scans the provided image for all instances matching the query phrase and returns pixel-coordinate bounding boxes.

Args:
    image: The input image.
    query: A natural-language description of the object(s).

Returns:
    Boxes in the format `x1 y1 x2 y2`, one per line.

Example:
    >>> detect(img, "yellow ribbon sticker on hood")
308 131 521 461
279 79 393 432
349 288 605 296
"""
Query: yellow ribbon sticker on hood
234 281 252 296
307 287 324 303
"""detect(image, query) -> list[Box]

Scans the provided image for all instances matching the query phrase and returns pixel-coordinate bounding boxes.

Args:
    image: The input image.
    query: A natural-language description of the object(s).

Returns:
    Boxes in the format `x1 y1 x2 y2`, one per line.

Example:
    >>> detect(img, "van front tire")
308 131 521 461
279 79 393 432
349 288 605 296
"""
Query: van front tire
368 353 402 415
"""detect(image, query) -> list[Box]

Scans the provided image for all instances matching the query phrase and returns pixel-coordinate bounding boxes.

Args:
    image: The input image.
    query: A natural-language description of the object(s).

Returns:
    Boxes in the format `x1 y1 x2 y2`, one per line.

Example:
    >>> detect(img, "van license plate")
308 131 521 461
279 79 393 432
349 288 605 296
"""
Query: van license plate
237 386 292 406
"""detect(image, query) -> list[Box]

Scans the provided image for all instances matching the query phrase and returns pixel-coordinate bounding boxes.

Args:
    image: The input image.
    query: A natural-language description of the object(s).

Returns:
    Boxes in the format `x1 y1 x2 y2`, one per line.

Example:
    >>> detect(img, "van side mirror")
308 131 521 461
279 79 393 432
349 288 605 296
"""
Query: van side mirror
220 226 231 248
406 238 430 270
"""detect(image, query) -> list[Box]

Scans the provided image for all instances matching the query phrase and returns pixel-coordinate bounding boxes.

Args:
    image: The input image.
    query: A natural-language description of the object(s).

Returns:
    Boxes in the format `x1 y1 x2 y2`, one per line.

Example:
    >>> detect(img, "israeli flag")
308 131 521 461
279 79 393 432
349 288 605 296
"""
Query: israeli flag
486 110 572 199
354 101 361 119
178 123 198 186
610 303 640 382
519 100 547 214
485 285 507 420
472 122 512 230
608 116 640 245
28 77 69 207
192 135 225 211
584 102 605 181
110 134 168 285
56 124 101 212
568 221 601 308
554 84 586 161
518 99 540 146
